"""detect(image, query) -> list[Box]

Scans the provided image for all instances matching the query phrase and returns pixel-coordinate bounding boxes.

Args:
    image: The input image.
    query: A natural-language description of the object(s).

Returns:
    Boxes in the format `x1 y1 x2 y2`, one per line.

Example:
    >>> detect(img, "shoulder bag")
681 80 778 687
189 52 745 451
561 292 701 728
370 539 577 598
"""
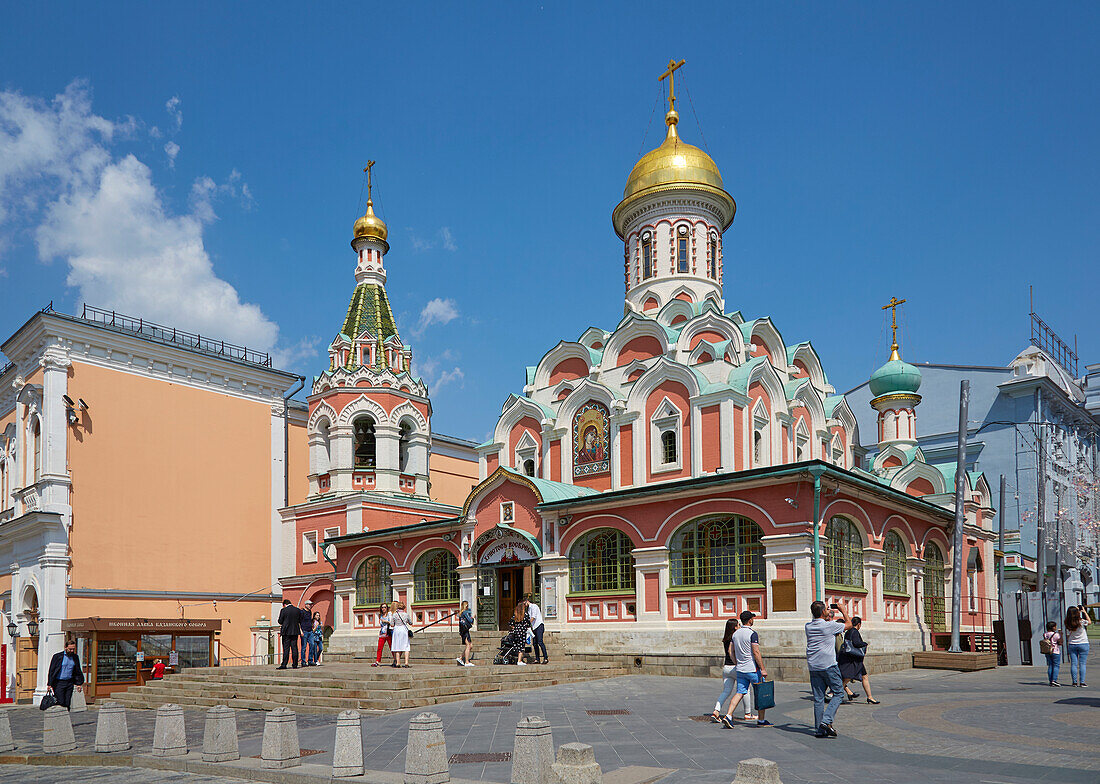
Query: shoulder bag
840 637 865 659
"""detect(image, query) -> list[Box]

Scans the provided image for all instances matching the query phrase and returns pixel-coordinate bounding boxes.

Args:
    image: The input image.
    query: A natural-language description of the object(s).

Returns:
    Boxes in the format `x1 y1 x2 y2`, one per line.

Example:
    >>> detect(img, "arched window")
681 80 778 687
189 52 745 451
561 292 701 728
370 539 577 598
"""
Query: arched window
824 516 864 588
671 516 764 587
753 431 764 465
707 235 717 278
398 421 412 473
676 227 690 273
569 529 635 593
883 531 907 594
414 549 459 603
32 418 41 482
661 430 677 466
642 235 653 279
355 557 393 607
353 416 376 469
523 459 535 477
923 542 946 631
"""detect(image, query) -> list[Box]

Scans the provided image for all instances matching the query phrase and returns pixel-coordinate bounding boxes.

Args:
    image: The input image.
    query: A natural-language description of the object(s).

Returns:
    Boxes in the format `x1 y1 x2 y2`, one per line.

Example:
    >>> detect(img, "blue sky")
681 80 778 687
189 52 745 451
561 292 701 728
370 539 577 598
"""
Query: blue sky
2 3 1098 441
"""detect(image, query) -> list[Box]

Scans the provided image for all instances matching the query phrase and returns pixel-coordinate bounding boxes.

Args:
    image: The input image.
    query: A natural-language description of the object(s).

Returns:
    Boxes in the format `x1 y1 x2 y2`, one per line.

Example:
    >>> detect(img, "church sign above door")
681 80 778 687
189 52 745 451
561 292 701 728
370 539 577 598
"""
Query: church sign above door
476 528 540 565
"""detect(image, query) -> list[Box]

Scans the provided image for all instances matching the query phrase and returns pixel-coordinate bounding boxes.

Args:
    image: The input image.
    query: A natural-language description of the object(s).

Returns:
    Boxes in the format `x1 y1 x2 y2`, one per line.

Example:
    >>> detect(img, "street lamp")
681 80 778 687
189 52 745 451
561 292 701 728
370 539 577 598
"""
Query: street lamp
26 618 38 638
5 618 16 639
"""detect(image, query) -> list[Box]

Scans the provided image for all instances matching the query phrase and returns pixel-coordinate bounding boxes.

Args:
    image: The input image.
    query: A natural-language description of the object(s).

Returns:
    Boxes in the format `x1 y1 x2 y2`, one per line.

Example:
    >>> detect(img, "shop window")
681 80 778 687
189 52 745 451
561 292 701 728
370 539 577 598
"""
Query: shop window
883 531 907 593
670 516 764 587
141 634 172 660
302 531 318 563
568 528 636 593
353 416 376 469
96 639 138 683
355 556 393 607
176 635 211 668
414 549 459 603
823 516 864 588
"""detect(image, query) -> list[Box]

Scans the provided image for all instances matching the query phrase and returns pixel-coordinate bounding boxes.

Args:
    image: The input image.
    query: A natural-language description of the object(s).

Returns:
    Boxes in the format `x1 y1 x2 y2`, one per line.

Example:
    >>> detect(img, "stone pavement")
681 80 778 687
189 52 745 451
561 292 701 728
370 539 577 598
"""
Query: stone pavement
1 665 1097 783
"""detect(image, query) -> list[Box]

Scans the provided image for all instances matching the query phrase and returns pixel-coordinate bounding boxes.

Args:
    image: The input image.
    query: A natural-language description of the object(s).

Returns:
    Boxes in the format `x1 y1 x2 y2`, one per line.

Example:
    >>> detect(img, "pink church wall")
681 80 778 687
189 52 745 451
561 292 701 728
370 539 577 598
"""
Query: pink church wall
619 425 634 486
701 405 721 472
645 380 691 482
509 416 542 461
689 330 728 350
616 335 663 367
549 357 588 386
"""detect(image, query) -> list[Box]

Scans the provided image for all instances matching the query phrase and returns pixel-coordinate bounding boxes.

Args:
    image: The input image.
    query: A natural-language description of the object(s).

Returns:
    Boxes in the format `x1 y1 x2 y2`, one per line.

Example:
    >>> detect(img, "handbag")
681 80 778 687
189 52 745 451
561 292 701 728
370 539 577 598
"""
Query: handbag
841 638 865 659
39 691 58 711
752 677 776 711
400 614 414 639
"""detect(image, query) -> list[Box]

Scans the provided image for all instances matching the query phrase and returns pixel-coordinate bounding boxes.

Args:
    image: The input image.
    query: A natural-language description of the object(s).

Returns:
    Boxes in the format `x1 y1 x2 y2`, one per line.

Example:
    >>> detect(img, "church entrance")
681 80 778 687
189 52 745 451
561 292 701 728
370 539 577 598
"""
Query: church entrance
472 524 543 632
498 566 526 631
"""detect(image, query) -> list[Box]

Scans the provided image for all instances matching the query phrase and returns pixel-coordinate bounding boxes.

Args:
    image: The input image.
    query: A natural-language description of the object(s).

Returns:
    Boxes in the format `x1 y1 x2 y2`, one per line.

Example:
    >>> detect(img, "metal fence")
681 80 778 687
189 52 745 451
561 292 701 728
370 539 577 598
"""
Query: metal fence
220 653 274 667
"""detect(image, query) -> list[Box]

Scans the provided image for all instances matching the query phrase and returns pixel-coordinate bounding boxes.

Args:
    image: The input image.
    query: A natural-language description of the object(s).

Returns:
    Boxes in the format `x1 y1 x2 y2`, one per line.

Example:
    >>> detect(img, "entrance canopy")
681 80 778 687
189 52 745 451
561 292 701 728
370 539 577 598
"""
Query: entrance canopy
475 525 542 566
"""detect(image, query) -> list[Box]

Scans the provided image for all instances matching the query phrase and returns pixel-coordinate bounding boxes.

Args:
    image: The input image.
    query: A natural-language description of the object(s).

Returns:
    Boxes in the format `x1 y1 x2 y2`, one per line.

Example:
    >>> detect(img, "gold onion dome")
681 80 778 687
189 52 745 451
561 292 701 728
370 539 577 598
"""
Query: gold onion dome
614 110 735 237
353 199 388 242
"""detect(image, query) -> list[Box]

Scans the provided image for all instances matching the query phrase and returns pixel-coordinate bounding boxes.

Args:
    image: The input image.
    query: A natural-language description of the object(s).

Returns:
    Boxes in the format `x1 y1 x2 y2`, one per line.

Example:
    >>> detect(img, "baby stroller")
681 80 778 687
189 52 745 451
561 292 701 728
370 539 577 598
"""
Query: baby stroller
493 627 532 665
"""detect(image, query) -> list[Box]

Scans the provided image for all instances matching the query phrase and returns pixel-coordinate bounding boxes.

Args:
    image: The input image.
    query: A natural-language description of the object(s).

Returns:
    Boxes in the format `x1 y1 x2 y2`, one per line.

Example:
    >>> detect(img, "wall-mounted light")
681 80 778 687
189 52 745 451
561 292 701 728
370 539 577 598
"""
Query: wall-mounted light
5 618 16 639
26 617 39 637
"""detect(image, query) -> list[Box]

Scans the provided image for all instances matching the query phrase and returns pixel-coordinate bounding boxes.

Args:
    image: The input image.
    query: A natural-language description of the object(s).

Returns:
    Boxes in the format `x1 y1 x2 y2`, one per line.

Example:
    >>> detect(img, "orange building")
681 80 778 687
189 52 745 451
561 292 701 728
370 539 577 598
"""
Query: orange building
0 305 308 702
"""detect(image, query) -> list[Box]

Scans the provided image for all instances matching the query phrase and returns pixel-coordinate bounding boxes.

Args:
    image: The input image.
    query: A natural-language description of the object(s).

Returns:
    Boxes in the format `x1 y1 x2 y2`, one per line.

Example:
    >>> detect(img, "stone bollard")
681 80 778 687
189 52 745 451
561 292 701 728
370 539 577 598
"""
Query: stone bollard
70 687 87 713
42 705 78 753
405 711 449 784
94 700 131 752
550 742 601 784
0 710 15 753
511 716 554 784
332 710 364 778
153 703 188 757
202 705 240 762
731 758 783 784
261 707 301 769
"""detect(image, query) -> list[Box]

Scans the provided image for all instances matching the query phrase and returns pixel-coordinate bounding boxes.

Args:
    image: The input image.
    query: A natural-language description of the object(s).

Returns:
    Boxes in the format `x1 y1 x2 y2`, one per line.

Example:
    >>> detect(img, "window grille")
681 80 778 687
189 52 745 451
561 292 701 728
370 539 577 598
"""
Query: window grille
354 417 376 469
355 557 393 607
823 516 864 588
670 516 764 586
569 529 635 593
523 459 535 477
883 531 907 593
923 543 945 598
661 430 677 465
414 549 459 603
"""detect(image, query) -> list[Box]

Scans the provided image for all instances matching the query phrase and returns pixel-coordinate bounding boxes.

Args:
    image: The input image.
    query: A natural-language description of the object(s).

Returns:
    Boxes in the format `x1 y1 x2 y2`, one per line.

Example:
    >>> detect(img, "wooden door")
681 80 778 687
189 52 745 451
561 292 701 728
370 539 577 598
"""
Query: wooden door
16 638 38 703
498 568 523 630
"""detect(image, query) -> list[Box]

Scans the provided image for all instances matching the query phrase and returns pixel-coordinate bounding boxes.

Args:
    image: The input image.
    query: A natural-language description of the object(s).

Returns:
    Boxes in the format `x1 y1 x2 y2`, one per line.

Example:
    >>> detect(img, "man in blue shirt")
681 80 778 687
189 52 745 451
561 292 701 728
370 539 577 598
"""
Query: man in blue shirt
47 639 85 710
805 600 852 738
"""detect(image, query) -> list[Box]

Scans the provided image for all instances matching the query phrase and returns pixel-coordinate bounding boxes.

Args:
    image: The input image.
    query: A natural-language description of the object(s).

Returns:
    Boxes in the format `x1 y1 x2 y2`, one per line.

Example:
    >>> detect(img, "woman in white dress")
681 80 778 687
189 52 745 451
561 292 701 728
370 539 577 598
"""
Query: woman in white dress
390 601 413 668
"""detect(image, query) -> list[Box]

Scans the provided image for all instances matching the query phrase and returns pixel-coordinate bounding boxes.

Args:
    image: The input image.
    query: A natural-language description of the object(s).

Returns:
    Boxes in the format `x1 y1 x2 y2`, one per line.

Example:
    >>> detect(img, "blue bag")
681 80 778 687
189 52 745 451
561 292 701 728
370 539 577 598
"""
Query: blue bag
752 677 775 710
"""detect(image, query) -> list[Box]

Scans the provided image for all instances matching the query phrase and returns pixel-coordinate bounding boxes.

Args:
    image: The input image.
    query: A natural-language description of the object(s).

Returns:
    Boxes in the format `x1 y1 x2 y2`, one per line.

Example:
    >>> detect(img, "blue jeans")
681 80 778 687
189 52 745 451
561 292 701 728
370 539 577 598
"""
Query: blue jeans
809 666 844 729
301 635 313 665
310 636 322 663
1067 642 1089 684
1045 652 1060 684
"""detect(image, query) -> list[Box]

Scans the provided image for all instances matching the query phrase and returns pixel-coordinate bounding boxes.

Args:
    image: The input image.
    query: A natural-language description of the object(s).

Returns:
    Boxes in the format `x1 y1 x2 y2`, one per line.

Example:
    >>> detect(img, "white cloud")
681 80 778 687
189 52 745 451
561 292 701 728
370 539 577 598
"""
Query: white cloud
413 297 459 337
0 80 311 367
407 226 458 253
272 335 322 371
429 367 464 396
164 141 180 167
165 96 182 130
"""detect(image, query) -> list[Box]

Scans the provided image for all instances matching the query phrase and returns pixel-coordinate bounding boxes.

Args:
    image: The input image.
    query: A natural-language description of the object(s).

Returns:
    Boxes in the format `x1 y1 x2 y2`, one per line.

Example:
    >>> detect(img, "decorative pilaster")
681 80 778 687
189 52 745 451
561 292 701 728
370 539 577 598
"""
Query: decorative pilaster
537 555 568 628
631 546 670 625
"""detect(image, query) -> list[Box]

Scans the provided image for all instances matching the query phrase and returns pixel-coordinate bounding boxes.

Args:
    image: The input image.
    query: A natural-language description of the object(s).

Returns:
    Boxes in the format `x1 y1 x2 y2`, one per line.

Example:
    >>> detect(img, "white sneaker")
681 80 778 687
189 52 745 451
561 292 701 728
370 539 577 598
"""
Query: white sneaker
465 662 475 667
517 661 527 666
456 658 464 667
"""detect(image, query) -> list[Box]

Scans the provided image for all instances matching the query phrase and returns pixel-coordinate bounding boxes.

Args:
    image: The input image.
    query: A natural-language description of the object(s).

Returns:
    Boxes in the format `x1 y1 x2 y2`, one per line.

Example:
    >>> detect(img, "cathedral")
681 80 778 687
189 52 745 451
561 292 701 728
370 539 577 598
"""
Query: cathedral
280 65 997 667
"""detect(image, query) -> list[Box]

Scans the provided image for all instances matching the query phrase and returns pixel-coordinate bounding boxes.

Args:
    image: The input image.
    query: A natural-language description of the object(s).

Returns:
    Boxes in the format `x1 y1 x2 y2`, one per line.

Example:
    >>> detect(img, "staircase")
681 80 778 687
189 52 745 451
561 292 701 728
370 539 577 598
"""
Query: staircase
325 629 561 665
111 633 628 714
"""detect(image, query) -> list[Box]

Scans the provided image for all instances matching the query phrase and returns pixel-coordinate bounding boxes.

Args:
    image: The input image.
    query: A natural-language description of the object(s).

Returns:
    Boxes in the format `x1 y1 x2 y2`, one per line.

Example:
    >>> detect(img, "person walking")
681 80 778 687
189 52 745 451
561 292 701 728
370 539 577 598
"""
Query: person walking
299 600 315 666
457 600 476 667
721 610 771 728
526 597 549 664
508 603 532 665
373 603 394 667
391 601 413 668
276 599 301 669
309 611 324 665
1042 621 1062 686
150 658 166 680
1065 606 1090 687
838 617 879 704
47 638 85 710
806 600 852 738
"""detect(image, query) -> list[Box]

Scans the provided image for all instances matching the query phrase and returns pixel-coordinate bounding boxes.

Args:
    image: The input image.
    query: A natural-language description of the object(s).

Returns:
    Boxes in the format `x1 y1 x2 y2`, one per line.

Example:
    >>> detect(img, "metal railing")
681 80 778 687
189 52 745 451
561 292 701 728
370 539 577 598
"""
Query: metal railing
1030 309 1077 377
77 304 273 367
220 653 274 667
925 595 1002 653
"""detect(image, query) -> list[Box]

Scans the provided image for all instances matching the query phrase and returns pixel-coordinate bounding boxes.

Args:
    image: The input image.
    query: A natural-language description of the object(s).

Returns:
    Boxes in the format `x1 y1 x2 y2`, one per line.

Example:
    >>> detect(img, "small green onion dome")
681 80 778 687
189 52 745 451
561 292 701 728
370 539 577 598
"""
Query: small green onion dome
869 347 922 397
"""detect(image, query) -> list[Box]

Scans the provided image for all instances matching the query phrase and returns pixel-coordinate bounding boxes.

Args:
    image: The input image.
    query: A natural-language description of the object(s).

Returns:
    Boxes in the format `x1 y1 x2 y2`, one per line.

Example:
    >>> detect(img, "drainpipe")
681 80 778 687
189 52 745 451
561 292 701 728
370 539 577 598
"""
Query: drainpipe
809 464 827 603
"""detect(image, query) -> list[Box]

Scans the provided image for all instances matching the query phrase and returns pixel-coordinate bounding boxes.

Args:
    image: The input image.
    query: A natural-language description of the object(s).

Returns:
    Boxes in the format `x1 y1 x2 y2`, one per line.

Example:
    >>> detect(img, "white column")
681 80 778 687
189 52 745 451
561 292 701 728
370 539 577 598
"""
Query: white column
864 548 885 624
457 566 478 624
38 345 72 522
391 571 414 609
761 533 813 621
34 543 69 704
632 546 669 626
538 555 568 629
374 424 400 493
408 432 430 495
329 427 354 492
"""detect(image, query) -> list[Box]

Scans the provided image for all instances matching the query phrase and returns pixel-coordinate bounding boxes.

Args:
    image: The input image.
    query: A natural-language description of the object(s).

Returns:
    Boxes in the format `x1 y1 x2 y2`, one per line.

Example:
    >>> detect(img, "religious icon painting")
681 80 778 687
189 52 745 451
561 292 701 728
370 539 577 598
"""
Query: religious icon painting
501 501 515 524
573 401 610 477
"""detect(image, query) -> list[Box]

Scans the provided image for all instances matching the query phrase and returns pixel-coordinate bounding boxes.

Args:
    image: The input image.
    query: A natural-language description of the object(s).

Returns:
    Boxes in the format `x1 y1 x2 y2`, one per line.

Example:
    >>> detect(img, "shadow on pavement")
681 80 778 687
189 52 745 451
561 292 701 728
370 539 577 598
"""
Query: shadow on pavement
1054 697 1100 707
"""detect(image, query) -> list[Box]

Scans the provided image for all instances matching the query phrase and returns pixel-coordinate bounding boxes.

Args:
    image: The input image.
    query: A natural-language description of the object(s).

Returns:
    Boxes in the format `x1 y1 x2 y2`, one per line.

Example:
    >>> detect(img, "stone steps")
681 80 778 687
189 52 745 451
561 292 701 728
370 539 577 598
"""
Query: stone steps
110 661 628 714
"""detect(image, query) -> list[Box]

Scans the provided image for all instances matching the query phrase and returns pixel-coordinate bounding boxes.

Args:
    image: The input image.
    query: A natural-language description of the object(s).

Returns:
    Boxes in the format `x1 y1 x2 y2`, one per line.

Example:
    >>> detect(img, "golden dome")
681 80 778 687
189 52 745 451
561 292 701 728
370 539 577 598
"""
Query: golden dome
613 110 735 238
352 199 388 242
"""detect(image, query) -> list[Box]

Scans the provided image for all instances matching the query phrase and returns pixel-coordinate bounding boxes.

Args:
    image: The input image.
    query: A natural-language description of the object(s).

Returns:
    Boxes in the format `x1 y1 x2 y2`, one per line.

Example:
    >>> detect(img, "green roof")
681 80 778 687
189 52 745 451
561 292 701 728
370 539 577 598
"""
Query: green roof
499 467 599 503
728 356 767 395
336 283 400 370
823 395 845 417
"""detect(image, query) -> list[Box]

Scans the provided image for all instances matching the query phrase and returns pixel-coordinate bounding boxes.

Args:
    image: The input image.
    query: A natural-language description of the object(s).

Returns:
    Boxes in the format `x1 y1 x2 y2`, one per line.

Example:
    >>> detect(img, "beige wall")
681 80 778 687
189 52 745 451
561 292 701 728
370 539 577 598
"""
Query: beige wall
288 420 309 506
428 451 478 507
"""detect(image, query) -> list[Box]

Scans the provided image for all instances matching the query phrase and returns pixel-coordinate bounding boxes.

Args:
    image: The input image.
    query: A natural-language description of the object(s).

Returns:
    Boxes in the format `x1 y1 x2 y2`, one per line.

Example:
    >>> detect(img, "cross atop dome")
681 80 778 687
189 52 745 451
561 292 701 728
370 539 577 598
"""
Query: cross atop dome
882 296 907 361
659 58 686 116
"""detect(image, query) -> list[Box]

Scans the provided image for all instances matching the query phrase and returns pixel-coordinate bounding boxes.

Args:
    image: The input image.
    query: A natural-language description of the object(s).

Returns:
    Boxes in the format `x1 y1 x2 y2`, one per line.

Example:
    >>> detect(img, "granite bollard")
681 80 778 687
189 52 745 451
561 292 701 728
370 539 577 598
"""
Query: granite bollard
42 705 77 753
550 742 601 784
511 716 554 784
332 709 364 778
70 687 87 713
405 711 449 784
261 706 301 769
94 700 131 752
732 758 783 784
153 703 188 757
202 705 240 762
0 710 15 753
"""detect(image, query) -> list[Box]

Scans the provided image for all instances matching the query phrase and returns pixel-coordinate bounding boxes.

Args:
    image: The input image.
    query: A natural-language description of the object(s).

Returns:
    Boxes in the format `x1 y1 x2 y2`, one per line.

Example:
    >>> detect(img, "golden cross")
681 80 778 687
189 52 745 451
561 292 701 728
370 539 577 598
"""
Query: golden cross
658 59 686 113
363 160 375 201
881 296 907 350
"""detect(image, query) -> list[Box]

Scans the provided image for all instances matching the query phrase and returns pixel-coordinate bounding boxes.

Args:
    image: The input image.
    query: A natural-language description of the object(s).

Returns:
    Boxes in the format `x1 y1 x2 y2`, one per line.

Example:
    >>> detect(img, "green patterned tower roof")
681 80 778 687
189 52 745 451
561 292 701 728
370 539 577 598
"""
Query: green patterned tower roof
335 283 400 369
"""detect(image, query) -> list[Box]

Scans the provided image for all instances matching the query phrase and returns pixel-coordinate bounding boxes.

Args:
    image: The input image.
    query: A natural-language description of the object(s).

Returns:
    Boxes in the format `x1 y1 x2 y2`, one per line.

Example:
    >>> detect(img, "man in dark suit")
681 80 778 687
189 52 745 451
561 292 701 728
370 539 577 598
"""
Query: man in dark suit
276 599 300 669
48 638 85 709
